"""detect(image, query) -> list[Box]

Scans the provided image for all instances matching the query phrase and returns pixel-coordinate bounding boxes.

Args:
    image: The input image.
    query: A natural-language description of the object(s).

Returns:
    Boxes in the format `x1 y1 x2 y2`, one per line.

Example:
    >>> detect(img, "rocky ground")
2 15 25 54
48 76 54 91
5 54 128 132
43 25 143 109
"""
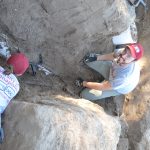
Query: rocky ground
0 0 150 149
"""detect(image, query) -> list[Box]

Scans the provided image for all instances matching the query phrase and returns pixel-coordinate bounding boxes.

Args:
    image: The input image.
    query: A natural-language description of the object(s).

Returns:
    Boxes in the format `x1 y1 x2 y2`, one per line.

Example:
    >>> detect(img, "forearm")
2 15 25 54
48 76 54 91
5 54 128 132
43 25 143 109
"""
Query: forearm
97 53 114 61
83 81 112 90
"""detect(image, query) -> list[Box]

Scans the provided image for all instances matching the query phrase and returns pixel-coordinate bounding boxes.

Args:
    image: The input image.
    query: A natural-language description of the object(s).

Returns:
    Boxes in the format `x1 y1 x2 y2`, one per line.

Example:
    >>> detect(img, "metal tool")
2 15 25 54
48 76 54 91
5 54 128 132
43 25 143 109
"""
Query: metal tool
29 54 54 76
29 62 37 76
37 64 53 76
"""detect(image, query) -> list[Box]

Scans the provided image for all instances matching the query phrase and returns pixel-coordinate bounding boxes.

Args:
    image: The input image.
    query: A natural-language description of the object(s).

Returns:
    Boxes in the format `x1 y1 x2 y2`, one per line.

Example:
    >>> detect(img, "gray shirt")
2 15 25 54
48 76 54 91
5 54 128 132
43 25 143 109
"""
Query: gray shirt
109 61 140 94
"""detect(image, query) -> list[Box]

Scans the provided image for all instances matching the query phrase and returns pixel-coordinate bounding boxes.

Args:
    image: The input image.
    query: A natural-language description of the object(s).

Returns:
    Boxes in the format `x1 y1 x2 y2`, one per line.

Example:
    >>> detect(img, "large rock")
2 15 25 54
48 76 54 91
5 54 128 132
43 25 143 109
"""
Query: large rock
0 0 135 79
0 97 121 150
136 107 150 150
0 0 135 43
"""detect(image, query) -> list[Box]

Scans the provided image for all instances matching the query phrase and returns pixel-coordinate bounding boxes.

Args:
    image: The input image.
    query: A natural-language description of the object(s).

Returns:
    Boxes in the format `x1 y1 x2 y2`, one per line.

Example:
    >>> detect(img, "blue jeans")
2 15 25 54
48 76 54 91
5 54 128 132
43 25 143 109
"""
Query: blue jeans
81 61 121 100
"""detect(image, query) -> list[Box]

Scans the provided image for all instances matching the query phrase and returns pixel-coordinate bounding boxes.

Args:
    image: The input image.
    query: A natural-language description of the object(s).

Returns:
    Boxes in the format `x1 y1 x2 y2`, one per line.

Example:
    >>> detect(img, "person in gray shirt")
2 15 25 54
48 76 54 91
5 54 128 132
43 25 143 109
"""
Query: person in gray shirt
76 43 144 101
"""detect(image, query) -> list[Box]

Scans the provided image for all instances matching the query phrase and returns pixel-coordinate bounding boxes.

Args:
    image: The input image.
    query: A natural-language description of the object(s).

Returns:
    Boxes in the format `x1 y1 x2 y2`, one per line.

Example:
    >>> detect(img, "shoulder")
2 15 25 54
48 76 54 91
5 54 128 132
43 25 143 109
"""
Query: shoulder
0 69 20 92
130 61 140 73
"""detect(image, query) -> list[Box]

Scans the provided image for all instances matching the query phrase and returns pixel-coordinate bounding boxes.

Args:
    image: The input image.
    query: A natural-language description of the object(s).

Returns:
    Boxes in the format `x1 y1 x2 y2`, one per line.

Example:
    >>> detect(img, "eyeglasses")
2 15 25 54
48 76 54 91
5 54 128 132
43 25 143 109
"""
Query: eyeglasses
116 47 135 64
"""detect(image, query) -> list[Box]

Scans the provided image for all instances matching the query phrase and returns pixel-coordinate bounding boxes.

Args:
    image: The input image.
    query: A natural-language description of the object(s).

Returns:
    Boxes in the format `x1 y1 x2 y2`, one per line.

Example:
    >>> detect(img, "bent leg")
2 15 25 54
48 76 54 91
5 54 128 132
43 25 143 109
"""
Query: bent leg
86 61 111 80
81 88 121 101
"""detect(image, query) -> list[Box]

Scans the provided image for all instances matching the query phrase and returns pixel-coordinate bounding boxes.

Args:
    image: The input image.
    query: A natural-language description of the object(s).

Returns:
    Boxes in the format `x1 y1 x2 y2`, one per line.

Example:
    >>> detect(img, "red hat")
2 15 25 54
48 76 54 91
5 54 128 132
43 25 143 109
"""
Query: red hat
127 43 144 60
7 52 29 76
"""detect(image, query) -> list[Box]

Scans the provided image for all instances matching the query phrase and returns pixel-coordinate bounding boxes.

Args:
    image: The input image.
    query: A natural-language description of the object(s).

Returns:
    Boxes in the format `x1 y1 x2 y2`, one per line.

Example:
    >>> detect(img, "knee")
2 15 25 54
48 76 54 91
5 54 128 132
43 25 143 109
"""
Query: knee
80 89 102 101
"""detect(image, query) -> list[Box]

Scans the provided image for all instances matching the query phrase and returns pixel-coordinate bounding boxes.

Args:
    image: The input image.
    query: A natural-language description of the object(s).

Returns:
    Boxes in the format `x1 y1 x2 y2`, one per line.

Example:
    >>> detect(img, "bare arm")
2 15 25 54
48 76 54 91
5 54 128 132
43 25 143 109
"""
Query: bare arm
97 53 114 61
83 80 112 90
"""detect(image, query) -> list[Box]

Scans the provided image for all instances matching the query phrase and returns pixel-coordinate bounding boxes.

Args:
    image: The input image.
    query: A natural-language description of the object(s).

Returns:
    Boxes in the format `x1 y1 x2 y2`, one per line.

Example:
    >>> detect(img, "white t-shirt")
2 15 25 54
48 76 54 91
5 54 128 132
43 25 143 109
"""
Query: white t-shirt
0 66 19 113
109 61 140 94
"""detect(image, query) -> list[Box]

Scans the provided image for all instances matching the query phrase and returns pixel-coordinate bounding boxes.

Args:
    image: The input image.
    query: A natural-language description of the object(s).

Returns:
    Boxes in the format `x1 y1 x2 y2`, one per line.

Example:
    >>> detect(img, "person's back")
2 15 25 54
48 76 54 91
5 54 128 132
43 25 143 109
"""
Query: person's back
0 52 29 143
0 66 19 114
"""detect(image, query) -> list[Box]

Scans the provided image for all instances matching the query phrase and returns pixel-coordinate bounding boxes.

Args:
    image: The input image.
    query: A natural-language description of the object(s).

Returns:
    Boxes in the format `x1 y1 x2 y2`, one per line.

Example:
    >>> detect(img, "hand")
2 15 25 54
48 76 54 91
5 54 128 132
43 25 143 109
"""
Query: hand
75 77 84 87
83 53 97 63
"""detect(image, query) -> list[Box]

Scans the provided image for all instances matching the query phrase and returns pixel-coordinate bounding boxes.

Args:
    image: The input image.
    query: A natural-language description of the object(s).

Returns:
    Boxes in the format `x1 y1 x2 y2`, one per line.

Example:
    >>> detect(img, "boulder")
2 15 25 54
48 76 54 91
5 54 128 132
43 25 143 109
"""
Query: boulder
0 0 136 78
137 129 150 150
0 97 121 150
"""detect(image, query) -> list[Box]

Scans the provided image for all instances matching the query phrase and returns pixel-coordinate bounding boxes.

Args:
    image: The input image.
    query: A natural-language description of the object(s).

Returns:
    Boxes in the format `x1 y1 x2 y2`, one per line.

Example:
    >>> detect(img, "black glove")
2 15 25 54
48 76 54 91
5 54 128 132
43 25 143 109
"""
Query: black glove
83 53 97 63
75 77 84 87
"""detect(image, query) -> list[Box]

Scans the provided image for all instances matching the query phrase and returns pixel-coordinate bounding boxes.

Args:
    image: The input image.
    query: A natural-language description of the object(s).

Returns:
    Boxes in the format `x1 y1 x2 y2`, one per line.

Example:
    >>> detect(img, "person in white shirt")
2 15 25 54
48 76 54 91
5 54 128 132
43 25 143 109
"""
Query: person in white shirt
0 52 29 143
76 43 144 101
